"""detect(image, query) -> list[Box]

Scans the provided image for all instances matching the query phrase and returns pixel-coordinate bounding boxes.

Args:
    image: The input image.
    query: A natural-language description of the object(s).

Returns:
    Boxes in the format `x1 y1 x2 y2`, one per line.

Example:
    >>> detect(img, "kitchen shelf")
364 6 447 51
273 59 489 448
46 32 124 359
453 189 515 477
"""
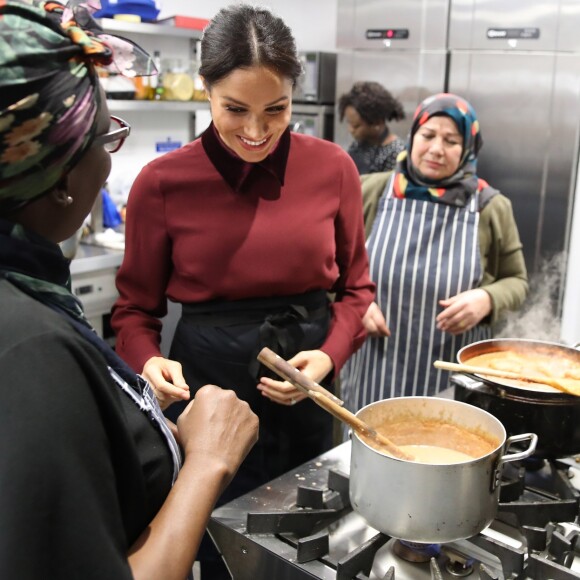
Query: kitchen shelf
98 18 202 39
107 100 209 112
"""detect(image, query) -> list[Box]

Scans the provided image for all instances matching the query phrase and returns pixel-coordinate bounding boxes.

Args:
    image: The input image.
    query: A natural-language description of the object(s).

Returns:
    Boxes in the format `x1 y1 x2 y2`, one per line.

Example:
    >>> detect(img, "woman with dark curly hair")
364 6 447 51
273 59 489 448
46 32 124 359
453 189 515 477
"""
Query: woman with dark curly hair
339 81 406 174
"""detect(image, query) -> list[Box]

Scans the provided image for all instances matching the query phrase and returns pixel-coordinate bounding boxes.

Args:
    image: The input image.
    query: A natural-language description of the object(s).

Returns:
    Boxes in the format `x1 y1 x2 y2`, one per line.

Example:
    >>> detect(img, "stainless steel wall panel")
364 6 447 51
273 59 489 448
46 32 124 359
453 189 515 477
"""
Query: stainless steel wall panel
557 0 580 52
336 0 356 50
448 51 580 272
540 55 580 264
449 0 561 51
334 50 448 149
337 0 450 50
561 151 580 343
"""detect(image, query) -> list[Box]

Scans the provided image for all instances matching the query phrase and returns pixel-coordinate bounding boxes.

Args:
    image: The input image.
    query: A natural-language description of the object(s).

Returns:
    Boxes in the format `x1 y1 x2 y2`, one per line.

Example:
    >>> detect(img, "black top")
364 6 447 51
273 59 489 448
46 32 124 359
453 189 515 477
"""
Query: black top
0 279 173 579
348 137 406 175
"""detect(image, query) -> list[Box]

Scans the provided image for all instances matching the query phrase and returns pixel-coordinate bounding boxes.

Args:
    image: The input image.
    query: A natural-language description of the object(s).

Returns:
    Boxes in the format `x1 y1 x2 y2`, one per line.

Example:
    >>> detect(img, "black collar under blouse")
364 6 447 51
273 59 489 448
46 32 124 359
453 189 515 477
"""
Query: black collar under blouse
201 122 291 194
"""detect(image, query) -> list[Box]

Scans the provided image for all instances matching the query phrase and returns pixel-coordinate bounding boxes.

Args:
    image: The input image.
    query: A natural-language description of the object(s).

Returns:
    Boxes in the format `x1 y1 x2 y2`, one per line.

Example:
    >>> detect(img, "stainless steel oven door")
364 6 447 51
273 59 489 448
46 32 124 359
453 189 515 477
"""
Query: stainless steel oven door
290 105 334 141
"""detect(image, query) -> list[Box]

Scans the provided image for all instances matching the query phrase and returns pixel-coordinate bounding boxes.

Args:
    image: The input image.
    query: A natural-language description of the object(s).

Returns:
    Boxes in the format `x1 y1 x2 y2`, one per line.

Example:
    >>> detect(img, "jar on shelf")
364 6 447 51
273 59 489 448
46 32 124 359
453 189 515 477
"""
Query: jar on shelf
161 57 196 101
190 58 206 102
147 50 164 101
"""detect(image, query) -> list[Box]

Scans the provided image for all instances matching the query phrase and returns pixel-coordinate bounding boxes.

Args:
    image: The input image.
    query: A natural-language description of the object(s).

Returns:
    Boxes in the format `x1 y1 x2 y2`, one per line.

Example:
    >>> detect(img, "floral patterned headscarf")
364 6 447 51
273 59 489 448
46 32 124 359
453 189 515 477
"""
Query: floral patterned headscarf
0 0 155 213
393 93 487 205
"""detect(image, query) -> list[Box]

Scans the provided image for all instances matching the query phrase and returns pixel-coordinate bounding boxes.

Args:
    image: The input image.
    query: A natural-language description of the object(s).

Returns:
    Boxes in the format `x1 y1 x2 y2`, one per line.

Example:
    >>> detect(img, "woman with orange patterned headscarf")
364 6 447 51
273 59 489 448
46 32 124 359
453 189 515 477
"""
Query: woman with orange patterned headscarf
0 3 258 578
341 93 528 409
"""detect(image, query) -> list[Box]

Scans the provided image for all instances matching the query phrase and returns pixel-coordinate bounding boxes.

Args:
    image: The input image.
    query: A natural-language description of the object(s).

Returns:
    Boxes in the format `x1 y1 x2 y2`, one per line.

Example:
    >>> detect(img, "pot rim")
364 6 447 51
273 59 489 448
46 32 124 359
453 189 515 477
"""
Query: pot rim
458 336 580 355
353 396 507 464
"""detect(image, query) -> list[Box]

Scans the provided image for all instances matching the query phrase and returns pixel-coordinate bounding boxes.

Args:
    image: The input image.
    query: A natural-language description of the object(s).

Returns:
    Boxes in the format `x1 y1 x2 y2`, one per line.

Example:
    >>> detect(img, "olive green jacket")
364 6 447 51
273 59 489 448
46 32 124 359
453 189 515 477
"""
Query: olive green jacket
360 172 529 326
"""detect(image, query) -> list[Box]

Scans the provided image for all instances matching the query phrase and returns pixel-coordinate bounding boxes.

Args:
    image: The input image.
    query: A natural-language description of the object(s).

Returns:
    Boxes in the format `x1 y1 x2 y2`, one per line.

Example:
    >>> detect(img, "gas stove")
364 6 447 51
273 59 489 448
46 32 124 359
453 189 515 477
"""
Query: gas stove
208 442 580 579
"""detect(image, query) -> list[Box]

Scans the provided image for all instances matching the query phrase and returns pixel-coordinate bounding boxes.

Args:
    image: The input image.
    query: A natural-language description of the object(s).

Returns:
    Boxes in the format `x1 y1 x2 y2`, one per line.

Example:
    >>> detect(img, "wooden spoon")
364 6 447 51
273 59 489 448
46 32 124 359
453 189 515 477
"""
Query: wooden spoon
434 360 580 397
258 347 414 460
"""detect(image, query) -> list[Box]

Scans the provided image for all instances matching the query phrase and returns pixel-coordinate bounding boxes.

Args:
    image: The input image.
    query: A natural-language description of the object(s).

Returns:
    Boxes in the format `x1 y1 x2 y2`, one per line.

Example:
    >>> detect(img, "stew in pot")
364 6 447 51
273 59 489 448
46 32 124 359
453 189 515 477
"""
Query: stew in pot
361 418 499 464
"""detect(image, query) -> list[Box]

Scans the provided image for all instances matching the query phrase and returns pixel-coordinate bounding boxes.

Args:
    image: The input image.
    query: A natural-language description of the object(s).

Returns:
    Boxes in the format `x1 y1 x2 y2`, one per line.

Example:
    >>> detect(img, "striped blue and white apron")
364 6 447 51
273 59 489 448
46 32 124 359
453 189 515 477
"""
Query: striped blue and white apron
341 177 492 412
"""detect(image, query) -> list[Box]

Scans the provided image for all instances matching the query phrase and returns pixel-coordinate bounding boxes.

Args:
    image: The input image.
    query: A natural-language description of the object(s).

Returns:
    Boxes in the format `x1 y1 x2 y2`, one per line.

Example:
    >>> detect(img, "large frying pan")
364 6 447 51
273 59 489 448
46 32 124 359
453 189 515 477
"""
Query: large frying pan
456 338 580 400
453 338 580 457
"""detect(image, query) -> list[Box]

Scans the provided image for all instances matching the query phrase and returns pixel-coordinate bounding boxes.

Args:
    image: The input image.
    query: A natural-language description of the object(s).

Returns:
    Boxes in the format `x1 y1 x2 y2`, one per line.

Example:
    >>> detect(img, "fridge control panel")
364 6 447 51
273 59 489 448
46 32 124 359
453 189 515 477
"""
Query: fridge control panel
366 29 409 41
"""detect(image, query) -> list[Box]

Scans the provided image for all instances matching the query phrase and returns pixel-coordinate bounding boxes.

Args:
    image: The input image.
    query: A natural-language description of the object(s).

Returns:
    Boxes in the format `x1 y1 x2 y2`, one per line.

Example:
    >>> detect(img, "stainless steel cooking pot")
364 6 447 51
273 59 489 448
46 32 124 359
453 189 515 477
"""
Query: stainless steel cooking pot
454 338 580 457
349 397 537 543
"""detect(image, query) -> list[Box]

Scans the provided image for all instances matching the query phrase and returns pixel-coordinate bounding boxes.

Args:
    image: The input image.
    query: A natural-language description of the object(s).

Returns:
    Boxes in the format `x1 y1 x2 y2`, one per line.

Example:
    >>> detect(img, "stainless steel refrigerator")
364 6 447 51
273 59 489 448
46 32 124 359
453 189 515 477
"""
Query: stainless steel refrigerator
447 0 580 277
334 0 451 149
335 0 580 337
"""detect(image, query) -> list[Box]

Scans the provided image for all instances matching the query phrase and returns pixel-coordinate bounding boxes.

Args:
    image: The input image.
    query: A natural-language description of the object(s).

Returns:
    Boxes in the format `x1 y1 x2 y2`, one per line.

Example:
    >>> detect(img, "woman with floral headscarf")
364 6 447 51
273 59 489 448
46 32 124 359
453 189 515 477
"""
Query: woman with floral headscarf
340 93 528 410
0 2 258 578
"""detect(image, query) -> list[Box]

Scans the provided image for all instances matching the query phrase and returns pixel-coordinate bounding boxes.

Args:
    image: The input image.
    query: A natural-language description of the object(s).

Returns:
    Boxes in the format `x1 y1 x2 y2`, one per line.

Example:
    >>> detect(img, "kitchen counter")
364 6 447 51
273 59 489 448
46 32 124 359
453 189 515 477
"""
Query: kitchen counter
69 243 124 337
70 242 124 275
69 241 181 350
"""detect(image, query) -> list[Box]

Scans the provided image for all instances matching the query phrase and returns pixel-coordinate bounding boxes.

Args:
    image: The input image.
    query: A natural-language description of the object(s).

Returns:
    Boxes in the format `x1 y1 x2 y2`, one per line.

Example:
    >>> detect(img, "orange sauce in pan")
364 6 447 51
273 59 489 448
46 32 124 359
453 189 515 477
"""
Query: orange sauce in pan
466 351 580 391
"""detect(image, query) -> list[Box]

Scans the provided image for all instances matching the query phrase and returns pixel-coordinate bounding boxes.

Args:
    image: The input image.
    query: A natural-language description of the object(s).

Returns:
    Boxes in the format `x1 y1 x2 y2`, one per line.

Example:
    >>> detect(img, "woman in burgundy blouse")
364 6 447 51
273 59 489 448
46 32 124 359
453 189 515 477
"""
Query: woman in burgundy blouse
111 5 374 576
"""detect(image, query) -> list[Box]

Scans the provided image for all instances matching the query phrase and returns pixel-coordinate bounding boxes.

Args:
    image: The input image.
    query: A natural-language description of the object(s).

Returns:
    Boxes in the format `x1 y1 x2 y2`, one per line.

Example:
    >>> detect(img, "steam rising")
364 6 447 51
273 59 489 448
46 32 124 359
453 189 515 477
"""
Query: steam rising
495 253 566 343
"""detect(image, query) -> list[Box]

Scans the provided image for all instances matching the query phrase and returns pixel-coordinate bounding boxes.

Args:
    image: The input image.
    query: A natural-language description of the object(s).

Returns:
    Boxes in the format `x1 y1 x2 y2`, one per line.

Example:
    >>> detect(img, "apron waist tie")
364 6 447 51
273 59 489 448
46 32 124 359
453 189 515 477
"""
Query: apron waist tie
180 290 330 380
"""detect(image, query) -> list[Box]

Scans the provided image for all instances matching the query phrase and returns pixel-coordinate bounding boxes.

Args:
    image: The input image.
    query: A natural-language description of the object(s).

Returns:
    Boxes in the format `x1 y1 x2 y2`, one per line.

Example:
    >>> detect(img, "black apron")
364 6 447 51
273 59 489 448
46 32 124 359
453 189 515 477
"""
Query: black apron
166 290 334 482
165 290 335 573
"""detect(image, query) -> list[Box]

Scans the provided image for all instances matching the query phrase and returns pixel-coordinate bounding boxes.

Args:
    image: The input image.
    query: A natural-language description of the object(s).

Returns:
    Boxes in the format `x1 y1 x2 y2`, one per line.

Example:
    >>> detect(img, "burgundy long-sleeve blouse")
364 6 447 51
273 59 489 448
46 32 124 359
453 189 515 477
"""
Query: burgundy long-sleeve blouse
111 124 375 374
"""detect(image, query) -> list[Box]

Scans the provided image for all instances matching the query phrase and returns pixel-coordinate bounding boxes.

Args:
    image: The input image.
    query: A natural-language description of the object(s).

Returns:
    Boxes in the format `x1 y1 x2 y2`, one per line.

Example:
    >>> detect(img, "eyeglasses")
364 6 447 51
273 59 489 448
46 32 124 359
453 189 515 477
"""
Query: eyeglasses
93 115 131 153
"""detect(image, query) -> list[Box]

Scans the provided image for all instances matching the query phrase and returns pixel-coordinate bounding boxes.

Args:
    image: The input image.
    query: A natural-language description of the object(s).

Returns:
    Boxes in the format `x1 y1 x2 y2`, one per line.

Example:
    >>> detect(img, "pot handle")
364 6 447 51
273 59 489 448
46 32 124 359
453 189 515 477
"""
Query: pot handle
449 373 485 391
491 433 538 490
